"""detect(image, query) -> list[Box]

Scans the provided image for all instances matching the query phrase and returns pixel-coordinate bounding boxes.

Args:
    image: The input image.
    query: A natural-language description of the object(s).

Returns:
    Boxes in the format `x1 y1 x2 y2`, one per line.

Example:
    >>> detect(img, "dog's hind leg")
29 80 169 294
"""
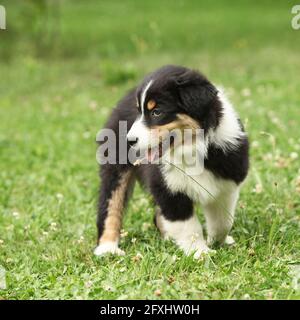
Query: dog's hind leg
94 165 135 256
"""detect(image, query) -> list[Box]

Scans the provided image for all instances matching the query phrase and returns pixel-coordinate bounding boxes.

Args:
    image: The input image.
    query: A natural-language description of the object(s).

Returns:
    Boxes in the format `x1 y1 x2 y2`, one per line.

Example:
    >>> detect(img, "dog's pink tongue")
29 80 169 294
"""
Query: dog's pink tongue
147 148 157 163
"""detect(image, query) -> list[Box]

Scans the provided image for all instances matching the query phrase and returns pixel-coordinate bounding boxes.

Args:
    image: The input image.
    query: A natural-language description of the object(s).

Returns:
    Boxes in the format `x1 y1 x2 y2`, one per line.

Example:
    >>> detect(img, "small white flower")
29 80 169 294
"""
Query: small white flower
171 255 178 262
253 183 263 194
120 230 128 238
85 280 93 288
263 153 273 161
241 88 251 97
83 131 91 139
12 211 20 219
290 152 298 160
132 252 143 262
56 193 64 200
89 100 98 110
50 222 57 231
271 117 279 124
6 225 14 231
142 222 151 231
77 236 84 244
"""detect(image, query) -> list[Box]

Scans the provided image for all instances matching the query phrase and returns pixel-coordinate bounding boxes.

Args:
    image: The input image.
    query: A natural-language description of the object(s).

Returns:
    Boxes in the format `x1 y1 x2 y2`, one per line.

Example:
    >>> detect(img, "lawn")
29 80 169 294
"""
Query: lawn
0 0 299 299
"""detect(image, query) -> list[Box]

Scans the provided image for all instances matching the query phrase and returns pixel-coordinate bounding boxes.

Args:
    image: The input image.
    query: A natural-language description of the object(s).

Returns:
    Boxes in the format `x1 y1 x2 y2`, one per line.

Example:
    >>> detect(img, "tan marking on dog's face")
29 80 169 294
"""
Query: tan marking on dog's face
147 99 156 111
99 170 132 244
176 114 200 130
151 113 200 140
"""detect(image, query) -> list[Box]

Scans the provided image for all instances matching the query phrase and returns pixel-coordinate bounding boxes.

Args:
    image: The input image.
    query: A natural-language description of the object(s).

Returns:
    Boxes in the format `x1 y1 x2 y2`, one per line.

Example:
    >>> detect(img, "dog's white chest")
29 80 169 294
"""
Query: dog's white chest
160 162 236 205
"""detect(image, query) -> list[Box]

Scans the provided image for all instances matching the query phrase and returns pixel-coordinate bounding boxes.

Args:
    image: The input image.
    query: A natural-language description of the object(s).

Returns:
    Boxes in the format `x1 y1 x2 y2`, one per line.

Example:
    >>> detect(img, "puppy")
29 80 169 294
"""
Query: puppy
94 65 249 258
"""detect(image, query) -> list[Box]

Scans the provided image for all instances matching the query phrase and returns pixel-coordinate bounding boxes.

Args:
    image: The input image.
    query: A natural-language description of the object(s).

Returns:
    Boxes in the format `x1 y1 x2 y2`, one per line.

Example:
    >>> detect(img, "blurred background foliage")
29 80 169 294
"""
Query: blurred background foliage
1 0 297 86
1 0 60 59
0 0 296 60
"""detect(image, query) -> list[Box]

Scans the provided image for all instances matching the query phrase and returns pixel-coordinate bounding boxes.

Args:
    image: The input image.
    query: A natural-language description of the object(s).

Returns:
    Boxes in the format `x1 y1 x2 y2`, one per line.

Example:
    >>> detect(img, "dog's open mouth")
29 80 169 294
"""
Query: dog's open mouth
146 144 161 163
133 135 175 166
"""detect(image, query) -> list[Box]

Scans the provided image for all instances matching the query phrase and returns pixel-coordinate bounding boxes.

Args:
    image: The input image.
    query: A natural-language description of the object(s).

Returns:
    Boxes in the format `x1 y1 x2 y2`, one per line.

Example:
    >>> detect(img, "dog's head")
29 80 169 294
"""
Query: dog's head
127 65 221 162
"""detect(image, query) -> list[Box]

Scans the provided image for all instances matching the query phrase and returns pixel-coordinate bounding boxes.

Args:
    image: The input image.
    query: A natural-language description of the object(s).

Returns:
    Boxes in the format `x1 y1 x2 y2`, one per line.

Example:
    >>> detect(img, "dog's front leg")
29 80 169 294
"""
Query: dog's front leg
152 183 210 259
203 188 239 247
156 210 210 259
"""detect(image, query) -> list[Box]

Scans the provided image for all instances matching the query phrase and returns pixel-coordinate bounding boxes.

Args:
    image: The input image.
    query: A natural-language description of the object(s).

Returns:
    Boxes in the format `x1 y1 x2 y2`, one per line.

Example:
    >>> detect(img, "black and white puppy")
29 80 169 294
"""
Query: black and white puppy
95 65 249 258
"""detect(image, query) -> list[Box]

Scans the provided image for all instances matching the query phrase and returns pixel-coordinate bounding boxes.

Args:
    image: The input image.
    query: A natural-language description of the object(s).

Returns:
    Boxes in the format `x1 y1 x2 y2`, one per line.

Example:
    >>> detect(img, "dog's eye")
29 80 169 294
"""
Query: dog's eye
151 109 162 117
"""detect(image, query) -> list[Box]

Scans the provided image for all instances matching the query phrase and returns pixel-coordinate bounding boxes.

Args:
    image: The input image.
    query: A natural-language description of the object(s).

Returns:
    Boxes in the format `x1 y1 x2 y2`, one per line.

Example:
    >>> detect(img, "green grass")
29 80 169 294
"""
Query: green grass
0 0 299 300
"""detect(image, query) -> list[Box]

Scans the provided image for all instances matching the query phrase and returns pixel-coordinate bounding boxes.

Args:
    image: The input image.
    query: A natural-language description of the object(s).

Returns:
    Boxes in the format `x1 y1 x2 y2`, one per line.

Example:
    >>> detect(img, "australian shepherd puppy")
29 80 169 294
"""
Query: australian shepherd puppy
94 65 249 259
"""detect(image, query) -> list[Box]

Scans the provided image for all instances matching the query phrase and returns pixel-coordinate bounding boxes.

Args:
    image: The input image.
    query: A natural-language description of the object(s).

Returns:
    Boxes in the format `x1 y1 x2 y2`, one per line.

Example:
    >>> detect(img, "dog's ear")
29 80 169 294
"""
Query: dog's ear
174 70 218 121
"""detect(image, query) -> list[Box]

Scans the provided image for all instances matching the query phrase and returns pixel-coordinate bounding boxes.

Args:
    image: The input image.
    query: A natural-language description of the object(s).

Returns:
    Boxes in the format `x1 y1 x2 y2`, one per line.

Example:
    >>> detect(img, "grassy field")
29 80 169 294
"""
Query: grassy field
0 0 299 299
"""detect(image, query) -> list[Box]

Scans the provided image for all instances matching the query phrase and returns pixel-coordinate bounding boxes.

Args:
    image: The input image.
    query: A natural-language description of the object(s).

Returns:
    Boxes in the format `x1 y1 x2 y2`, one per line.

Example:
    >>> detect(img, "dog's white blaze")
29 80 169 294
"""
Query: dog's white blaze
159 214 211 259
140 79 153 115
126 79 154 149
127 116 152 149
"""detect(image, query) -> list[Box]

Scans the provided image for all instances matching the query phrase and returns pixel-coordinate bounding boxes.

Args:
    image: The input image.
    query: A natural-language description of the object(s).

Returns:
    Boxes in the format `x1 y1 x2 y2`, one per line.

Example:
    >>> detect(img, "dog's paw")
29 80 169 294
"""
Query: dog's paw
181 239 214 259
94 242 125 257
192 244 215 259
207 235 235 247
224 235 235 245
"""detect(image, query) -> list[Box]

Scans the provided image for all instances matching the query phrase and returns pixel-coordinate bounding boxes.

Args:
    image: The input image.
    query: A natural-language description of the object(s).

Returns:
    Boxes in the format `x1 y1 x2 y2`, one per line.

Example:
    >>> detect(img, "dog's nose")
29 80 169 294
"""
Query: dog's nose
128 137 139 147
